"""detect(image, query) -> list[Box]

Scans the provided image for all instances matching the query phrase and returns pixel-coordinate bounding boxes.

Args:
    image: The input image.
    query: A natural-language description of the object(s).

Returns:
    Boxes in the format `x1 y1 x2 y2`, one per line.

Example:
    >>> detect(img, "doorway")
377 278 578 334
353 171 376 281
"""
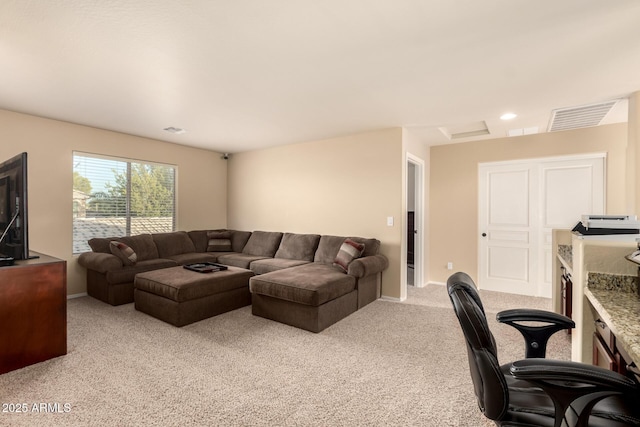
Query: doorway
406 154 424 290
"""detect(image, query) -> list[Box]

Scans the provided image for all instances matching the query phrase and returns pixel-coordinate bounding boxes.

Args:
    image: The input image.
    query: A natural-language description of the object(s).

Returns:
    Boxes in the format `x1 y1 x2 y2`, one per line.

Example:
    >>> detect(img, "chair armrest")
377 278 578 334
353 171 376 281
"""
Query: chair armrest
497 308 575 358
510 359 640 427
77 252 123 273
511 358 638 390
497 308 575 328
348 254 389 278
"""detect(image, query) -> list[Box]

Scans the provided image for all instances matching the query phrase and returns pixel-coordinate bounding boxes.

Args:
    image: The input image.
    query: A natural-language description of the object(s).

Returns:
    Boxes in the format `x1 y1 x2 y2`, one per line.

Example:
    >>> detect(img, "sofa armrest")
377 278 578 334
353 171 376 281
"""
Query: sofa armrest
348 254 389 278
77 252 123 273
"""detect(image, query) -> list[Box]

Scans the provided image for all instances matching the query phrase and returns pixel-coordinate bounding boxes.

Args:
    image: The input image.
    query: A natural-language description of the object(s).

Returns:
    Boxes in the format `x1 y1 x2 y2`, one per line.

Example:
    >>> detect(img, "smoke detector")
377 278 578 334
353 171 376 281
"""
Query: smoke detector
163 126 186 135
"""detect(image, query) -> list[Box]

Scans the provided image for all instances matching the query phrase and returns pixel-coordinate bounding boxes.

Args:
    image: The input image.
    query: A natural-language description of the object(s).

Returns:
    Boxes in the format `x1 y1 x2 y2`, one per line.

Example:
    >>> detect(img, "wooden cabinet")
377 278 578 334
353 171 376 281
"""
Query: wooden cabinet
593 332 616 371
593 316 617 371
552 229 638 364
0 253 67 374
593 317 634 378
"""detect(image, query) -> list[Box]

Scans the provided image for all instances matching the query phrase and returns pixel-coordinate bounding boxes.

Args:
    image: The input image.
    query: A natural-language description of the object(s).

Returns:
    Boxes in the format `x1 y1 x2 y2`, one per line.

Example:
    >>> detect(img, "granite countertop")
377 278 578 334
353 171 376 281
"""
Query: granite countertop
558 244 573 269
586 272 640 366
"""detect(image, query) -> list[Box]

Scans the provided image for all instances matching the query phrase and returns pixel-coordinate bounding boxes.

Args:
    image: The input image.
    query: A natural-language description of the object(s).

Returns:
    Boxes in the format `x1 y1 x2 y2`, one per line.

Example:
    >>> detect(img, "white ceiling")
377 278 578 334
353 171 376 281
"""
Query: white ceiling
1 0 639 153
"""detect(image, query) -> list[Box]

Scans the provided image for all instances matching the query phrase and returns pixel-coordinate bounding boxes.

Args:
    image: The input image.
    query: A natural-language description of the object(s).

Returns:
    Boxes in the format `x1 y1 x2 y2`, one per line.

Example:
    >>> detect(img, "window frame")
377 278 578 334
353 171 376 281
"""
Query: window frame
72 151 177 254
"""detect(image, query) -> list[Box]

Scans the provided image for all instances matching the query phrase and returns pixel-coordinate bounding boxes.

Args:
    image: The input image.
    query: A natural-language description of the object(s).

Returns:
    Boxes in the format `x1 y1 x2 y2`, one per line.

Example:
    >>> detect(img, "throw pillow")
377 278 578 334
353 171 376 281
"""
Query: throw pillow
109 241 138 266
333 238 365 272
206 231 233 252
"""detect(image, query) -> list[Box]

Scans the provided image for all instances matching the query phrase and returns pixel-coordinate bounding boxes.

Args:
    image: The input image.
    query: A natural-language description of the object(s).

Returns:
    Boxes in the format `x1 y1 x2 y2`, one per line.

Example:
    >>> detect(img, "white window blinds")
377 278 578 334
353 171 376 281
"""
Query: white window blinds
72 152 176 253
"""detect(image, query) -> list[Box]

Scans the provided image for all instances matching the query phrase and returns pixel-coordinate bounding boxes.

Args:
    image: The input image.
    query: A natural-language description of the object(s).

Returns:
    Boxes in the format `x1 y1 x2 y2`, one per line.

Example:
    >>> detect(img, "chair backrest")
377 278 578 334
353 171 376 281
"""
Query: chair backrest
447 272 509 421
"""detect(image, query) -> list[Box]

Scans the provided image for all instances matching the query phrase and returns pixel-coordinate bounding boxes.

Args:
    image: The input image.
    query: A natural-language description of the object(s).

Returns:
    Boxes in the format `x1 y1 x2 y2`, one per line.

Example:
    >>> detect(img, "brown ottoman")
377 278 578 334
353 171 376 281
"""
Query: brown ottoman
134 266 254 326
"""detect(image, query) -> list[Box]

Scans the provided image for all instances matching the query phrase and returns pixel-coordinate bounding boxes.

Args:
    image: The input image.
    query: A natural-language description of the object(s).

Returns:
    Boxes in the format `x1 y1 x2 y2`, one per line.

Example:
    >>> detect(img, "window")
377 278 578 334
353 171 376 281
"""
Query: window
73 152 176 254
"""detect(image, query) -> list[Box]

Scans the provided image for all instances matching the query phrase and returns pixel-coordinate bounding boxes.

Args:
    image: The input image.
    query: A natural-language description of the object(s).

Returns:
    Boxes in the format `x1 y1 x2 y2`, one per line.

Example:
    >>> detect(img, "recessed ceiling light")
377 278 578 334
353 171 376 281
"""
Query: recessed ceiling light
500 113 517 120
163 126 186 134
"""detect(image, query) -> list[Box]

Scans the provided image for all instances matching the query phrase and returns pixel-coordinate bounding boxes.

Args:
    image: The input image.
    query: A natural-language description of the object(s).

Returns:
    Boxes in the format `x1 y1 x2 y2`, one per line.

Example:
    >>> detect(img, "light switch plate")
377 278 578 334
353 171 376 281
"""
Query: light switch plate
387 216 394 226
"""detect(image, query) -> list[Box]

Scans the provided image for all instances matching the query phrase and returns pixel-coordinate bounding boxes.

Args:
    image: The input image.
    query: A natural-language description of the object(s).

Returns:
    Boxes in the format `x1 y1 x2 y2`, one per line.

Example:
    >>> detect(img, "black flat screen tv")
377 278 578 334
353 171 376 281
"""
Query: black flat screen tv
0 152 30 260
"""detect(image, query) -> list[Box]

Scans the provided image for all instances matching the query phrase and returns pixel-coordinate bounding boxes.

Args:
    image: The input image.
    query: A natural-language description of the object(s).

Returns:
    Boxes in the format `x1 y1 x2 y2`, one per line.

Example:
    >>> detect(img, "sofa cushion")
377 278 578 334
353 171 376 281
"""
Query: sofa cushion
164 252 220 265
229 230 253 252
152 231 196 258
192 230 252 253
274 233 321 261
89 234 171 262
206 231 233 252
314 235 380 265
249 263 356 306
359 238 380 257
242 231 283 257
117 234 159 261
105 259 178 285
188 229 226 252
333 239 365 272
88 237 117 254
216 253 269 269
249 258 311 275
109 241 137 266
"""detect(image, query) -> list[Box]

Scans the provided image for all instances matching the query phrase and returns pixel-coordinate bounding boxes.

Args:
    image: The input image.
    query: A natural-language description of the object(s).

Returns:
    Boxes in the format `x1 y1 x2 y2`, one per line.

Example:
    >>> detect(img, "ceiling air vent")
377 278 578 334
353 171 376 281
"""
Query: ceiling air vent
548 100 618 132
439 121 490 140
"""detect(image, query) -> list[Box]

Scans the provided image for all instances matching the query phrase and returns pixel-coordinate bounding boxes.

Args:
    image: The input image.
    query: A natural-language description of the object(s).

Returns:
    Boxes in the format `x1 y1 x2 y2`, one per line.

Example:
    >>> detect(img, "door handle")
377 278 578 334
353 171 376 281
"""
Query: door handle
481 233 487 237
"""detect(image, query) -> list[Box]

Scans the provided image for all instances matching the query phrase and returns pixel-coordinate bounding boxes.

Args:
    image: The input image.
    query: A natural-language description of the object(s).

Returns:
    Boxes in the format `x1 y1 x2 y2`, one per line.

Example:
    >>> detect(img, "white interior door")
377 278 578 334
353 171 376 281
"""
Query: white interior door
479 154 605 297
539 158 605 292
479 164 537 295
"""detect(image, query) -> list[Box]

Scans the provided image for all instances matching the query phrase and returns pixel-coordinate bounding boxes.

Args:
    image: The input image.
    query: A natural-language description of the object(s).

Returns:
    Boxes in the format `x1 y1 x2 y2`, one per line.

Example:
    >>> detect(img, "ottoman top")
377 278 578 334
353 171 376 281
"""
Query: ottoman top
135 266 254 303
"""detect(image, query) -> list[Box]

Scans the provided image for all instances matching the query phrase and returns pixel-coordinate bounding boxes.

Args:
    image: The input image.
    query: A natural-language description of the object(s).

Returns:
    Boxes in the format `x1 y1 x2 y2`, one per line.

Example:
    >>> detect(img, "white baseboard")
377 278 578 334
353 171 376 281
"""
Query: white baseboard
67 292 88 300
427 281 446 286
380 295 405 303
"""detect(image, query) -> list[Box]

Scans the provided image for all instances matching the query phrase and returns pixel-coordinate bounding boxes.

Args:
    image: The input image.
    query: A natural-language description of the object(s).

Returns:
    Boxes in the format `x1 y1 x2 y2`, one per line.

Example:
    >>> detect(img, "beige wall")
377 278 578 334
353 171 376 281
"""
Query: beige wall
0 109 227 296
227 128 404 299
9 105 625 300
429 122 628 285
628 92 640 213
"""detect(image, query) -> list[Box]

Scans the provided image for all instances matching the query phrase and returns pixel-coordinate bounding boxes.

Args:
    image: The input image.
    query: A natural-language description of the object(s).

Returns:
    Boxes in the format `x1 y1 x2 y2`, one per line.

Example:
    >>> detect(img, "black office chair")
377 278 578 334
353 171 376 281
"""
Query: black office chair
447 272 640 427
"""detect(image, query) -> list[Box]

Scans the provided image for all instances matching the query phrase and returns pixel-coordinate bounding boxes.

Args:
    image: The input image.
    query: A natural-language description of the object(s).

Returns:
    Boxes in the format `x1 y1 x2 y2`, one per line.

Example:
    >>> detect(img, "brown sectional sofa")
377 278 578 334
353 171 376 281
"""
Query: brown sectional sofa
77 229 389 332
249 235 387 332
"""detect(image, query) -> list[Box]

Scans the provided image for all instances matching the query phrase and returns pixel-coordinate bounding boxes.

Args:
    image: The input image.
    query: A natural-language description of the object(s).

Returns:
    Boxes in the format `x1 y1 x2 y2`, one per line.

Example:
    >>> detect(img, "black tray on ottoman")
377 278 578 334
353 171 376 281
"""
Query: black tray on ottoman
183 262 228 273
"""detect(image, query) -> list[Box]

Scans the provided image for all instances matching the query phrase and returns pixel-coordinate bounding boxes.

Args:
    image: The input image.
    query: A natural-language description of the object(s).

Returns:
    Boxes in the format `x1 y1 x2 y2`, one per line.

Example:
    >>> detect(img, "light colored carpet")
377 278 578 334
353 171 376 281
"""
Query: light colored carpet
0 284 570 426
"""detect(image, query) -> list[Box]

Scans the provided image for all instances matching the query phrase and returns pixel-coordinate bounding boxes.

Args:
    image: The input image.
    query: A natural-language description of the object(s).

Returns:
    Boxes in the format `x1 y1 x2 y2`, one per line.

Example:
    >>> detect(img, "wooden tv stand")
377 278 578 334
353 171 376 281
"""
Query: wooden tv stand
0 252 67 374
